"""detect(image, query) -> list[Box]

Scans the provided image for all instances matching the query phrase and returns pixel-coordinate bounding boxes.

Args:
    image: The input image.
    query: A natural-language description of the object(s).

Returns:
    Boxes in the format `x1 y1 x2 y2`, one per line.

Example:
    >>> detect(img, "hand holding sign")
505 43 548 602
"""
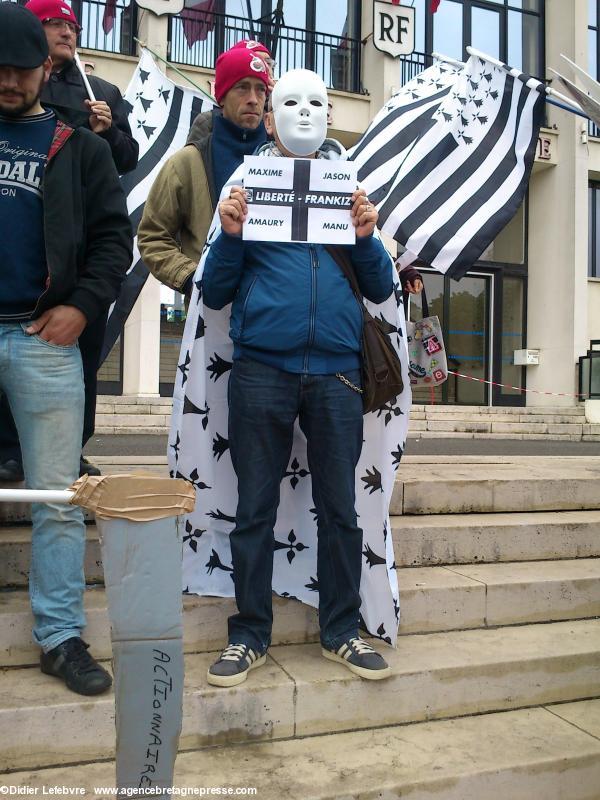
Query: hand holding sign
219 186 248 237
351 188 378 238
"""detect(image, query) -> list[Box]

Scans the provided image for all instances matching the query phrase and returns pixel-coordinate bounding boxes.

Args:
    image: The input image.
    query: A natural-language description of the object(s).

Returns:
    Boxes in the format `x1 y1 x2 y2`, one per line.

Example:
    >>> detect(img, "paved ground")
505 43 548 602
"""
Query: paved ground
84 434 600 458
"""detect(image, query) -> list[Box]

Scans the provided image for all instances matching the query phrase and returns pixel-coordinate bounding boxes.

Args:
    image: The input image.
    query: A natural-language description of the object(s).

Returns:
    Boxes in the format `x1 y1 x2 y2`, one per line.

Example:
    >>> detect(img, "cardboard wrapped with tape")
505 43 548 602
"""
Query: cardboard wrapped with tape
67 472 193 795
68 473 195 520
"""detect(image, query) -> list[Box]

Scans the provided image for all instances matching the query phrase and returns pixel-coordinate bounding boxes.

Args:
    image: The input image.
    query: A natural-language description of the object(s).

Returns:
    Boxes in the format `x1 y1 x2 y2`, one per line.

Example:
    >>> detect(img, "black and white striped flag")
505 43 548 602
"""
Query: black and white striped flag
101 50 214 362
349 55 545 279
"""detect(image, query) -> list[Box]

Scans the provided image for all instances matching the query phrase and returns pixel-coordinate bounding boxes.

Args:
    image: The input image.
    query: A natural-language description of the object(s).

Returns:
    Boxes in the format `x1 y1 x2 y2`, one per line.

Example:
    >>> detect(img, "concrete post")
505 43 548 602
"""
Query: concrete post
122 273 161 397
360 2 404 117
526 0 589 405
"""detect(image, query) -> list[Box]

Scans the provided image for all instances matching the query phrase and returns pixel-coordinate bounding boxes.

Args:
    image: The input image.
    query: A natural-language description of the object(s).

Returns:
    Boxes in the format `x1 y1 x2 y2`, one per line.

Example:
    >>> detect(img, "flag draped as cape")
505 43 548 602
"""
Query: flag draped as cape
169 156 411 646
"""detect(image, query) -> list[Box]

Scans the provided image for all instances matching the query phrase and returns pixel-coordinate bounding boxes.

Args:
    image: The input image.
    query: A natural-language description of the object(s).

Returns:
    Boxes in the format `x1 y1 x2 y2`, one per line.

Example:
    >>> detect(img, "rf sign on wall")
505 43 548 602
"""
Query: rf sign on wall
373 0 415 57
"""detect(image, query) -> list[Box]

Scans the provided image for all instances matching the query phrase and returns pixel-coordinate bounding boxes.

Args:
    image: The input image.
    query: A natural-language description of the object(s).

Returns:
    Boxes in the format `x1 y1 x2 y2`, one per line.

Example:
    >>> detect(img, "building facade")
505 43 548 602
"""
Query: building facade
37 0 599 407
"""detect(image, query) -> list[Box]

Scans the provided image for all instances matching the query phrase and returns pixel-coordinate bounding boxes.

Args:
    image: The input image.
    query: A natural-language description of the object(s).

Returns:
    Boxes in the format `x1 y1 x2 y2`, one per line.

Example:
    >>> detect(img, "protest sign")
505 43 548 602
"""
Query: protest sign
242 156 357 245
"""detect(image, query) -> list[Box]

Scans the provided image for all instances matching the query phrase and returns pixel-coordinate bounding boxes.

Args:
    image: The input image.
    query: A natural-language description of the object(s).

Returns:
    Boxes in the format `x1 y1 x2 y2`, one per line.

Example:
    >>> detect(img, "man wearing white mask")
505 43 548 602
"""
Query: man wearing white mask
202 70 395 687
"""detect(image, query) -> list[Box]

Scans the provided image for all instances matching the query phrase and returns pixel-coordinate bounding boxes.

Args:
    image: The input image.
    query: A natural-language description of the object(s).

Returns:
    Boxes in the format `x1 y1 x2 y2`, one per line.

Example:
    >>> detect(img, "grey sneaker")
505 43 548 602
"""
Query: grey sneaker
322 636 391 680
207 643 267 687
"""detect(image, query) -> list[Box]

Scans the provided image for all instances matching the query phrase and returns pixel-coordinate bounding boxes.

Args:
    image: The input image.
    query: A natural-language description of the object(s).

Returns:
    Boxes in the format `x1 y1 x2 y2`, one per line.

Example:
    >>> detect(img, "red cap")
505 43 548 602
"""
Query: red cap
231 39 272 58
214 47 270 104
25 0 80 30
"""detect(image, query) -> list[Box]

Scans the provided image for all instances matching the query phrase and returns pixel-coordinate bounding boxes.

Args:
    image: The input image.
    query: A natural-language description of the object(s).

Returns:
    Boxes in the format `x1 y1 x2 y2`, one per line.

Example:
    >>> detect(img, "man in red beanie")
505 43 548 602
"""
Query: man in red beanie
0 0 140 486
138 44 269 299
24 0 137 175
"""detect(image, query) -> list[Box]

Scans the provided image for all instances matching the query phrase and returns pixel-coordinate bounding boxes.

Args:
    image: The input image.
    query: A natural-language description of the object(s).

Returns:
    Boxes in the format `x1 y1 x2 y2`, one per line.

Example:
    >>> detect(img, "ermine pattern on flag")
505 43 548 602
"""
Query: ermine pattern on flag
101 49 215 362
349 55 545 279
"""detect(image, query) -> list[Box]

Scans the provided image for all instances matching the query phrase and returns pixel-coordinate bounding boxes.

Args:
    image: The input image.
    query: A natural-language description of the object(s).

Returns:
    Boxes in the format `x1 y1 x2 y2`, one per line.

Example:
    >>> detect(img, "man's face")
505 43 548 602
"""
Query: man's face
221 77 267 129
43 18 78 69
0 60 50 117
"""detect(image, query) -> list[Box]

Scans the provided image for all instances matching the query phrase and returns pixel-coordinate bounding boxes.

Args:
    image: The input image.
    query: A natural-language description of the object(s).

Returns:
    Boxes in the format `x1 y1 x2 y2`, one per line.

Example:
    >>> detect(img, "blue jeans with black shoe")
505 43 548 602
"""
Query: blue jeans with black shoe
227 356 364 654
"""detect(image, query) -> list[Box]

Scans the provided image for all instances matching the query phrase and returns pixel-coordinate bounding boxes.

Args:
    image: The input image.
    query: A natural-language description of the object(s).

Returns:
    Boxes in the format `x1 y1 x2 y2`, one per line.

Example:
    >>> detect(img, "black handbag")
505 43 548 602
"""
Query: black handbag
326 246 404 414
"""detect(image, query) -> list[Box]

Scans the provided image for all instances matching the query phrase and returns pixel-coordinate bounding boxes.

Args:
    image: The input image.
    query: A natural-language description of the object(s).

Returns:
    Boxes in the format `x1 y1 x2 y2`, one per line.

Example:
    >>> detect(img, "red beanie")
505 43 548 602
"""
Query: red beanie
214 47 270 104
25 0 80 29
231 39 272 58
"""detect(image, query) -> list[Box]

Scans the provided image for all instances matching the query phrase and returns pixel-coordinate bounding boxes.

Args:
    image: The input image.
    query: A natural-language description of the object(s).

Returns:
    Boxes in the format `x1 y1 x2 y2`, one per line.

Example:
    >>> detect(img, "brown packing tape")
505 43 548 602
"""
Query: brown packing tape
68 473 195 521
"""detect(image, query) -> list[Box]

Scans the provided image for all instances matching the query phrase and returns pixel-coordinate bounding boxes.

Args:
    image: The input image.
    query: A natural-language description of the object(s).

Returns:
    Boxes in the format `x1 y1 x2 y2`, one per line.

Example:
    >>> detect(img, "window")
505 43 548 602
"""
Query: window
589 1 600 135
589 182 600 277
403 0 544 85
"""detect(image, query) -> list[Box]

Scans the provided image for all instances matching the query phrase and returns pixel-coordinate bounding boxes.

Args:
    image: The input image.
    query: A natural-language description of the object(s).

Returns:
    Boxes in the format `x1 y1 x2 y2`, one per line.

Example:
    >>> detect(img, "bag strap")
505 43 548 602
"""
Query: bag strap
325 245 364 305
325 245 390 381
403 283 430 319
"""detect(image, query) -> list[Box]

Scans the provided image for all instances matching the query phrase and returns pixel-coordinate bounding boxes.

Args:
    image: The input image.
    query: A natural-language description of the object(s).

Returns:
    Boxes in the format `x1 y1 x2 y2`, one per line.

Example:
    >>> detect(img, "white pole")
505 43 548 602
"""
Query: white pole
74 51 97 102
0 489 74 504
431 51 464 68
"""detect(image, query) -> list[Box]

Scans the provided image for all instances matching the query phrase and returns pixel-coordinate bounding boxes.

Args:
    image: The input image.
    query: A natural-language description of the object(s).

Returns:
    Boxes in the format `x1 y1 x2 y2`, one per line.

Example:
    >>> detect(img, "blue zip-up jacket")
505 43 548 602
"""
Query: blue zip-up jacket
202 231 393 374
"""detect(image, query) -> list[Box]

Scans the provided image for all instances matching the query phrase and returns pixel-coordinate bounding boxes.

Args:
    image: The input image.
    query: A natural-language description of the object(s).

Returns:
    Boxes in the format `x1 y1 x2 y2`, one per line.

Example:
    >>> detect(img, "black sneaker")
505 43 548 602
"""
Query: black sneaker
0 459 24 482
322 637 391 680
80 457 101 477
207 643 267 687
40 637 112 696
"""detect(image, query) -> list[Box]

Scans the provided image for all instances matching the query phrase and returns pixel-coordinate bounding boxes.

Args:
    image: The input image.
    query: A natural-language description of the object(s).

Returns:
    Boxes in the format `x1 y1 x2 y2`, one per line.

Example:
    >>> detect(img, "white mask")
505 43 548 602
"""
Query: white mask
271 69 328 157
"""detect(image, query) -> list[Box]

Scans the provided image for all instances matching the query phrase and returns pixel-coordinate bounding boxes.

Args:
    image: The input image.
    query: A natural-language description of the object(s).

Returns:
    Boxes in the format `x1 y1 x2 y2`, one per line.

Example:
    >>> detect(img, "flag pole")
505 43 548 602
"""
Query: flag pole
431 51 464 68
134 38 216 105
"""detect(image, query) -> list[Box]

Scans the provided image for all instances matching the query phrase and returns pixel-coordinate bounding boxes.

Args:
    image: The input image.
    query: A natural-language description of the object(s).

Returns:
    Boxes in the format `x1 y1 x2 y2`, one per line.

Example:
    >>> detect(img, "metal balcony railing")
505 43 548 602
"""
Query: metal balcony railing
167 10 361 95
11 0 137 56
398 50 435 87
71 0 137 57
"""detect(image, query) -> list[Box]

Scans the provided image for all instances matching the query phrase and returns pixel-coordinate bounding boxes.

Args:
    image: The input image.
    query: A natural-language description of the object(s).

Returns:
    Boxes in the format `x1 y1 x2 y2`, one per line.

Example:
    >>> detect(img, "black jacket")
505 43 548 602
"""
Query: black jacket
34 108 132 325
41 59 139 174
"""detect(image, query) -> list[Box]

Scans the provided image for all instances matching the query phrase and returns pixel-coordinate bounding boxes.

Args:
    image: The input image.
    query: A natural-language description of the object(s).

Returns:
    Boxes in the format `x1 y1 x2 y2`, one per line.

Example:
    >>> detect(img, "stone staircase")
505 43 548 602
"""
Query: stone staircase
1 455 600 795
95 396 600 440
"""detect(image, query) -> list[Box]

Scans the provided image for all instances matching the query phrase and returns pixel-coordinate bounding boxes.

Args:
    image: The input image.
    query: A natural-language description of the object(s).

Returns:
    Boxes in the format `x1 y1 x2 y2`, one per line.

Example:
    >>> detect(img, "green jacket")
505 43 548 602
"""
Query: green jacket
137 111 215 293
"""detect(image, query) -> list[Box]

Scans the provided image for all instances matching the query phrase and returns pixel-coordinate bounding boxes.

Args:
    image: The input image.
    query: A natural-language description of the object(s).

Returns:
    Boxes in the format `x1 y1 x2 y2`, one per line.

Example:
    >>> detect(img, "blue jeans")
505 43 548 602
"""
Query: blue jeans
227 357 364 653
0 323 86 651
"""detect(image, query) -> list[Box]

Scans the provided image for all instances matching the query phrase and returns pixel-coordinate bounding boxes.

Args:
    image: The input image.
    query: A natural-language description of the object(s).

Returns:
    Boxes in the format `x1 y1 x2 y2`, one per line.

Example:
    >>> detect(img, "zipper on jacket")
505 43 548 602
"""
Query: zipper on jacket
303 245 319 373
240 275 258 338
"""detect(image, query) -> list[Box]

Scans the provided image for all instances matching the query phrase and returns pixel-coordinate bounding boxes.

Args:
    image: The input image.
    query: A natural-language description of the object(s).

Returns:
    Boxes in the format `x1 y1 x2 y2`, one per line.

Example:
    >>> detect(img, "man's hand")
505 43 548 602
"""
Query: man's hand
351 188 378 238
219 186 248 237
85 99 112 133
25 306 87 346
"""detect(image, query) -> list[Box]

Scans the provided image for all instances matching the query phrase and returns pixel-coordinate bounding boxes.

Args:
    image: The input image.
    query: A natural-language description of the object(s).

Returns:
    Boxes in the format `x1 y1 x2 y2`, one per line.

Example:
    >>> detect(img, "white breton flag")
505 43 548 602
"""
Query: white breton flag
349 54 545 279
101 49 215 362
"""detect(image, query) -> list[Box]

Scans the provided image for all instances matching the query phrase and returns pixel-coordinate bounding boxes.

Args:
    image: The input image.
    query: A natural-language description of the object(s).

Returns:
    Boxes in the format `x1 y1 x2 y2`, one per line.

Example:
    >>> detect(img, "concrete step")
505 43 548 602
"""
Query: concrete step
93 397 594 439
5 701 600 797
3 508 600 589
5 456 600 525
1 618 598 771
392 459 600 514
3 558 599 667
395 509 600 564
